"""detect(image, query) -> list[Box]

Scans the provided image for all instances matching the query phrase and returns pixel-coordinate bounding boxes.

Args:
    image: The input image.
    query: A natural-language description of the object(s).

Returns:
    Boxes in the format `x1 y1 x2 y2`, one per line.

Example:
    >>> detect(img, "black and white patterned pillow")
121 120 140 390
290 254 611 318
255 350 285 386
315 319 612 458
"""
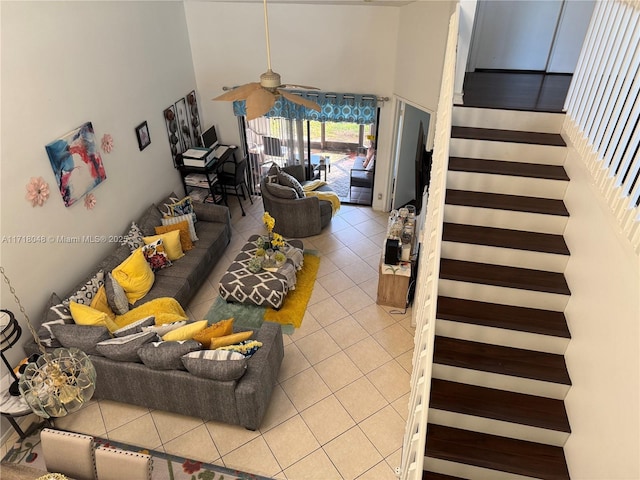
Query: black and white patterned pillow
278 171 304 198
121 222 144 252
68 271 104 306
37 295 74 348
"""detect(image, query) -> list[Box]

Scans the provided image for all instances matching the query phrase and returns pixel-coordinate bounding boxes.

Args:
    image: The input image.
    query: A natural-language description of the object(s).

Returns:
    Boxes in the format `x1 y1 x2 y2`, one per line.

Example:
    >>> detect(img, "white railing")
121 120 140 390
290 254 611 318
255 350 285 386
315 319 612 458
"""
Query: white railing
564 0 640 253
398 5 459 479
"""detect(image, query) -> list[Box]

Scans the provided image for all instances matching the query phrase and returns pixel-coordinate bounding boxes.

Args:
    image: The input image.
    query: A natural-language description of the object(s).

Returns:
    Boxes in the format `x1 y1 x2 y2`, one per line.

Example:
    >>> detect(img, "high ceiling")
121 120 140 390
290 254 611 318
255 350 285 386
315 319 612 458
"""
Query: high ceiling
186 0 417 6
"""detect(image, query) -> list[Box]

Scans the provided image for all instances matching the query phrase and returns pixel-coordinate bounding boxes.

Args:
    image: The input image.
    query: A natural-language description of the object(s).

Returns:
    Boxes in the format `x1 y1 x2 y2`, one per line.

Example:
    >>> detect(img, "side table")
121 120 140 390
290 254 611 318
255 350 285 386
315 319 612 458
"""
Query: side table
0 373 42 439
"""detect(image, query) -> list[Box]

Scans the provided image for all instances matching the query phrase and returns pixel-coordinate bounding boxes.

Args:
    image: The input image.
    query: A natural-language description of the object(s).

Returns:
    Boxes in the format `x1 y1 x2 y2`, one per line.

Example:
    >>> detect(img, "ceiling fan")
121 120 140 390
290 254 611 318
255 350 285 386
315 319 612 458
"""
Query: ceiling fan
212 0 321 121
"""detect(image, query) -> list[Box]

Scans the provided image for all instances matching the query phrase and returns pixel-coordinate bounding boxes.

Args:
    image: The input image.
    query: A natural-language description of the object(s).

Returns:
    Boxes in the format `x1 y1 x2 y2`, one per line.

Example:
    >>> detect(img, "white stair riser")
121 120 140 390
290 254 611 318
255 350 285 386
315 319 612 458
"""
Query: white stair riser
444 204 568 235
450 138 566 165
435 318 569 355
428 409 569 446
447 170 568 199
438 279 570 311
432 364 570 400
441 241 569 273
452 106 565 133
424 456 541 480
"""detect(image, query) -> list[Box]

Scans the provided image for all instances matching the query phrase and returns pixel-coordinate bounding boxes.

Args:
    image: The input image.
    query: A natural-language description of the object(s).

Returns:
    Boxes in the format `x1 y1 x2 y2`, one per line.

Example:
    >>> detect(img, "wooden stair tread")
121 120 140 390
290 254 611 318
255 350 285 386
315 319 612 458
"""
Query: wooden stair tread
430 378 571 432
437 296 571 338
434 336 571 385
426 424 570 480
446 189 569 216
442 222 570 255
440 258 571 295
449 157 570 181
451 126 567 147
423 471 469 480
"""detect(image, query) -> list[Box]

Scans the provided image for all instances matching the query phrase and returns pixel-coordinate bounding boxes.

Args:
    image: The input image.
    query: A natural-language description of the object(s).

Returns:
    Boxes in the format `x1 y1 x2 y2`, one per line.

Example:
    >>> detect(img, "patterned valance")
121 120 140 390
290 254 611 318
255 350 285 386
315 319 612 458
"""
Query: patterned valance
233 91 378 124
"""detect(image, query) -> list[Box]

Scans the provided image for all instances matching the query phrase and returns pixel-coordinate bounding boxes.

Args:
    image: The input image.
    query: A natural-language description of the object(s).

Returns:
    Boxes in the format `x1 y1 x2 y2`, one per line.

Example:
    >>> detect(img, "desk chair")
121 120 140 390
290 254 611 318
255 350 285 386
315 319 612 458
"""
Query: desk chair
217 155 254 216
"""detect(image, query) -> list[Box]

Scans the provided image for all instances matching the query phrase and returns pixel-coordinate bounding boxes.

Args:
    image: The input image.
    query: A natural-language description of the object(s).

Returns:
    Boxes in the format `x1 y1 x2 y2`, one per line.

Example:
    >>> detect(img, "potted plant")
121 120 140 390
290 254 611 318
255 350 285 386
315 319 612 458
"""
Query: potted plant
274 251 286 268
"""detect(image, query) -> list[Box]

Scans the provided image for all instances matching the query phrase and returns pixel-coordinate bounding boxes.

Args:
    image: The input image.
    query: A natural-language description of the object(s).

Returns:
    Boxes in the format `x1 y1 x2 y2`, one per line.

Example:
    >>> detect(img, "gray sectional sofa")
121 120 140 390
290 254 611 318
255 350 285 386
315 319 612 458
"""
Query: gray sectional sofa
24 193 285 430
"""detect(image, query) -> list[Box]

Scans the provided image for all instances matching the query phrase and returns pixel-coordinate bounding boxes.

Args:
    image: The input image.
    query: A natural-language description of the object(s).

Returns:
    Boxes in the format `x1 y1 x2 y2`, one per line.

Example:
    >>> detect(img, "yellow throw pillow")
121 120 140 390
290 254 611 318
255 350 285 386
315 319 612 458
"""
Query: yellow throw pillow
209 330 253 350
162 320 208 341
70 301 119 332
192 318 234 345
143 230 184 261
111 248 155 304
155 221 193 252
90 285 116 321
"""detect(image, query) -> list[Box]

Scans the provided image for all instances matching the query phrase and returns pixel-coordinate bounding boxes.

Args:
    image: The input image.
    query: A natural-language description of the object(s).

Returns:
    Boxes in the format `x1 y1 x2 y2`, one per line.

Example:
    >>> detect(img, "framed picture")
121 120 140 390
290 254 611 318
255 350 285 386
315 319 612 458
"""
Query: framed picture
45 122 107 207
174 97 192 150
135 121 151 151
186 90 203 148
163 105 183 166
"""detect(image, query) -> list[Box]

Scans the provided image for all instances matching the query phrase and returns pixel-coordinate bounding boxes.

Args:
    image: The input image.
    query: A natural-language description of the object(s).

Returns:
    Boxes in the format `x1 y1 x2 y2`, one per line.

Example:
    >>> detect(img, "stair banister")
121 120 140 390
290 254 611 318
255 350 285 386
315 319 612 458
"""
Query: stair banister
398 5 459 479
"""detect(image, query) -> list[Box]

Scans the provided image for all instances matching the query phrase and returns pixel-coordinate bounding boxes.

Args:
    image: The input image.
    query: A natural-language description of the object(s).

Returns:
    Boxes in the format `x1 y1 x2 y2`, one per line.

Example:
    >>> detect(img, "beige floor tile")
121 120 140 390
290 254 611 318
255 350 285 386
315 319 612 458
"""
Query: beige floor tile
259 384 298 433
263 416 320 470
359 405 406 458
333 285 375 315
372 323 415 358
309 234 344 255
289 311 321 341
339 259 378 287
206 420 260 457
363 252 381 269
316 270 356 297
352 303 397 335
331 229 369 250
314 351 363 392
300 395 355 446
323 426 383 480
345 336 393 375
98 399 150 432
357 460 398 480
337 209 372 227
325 246 361 268
307 282 331 307
385 448 403 475
334 377 387 424
107 413 161 450
306 297 349 328
284 448 343 480
396 349 414 374
324 315 369 350
391 393 410 422
163 423 220 463
223 436 282 478
279 343 311 382
150 409 203 445
294 329 341 366
325 215 350 234
281 368 331 412
359 277 379 300
188 299 214 321
353 218 387 236
189 277 218 307
53 400 106 437
367 360 411 403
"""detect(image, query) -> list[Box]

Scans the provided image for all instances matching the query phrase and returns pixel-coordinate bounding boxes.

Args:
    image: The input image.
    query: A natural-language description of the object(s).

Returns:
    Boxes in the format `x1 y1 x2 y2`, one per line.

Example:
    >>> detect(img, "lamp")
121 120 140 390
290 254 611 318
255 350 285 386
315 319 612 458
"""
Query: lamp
0 267 96 419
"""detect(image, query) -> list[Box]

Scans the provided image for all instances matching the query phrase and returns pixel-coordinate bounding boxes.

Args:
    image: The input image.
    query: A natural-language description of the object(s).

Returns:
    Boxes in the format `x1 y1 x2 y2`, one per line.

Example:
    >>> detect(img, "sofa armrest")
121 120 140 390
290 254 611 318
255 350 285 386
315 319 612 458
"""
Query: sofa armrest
282 165 306 183
193 202 230 224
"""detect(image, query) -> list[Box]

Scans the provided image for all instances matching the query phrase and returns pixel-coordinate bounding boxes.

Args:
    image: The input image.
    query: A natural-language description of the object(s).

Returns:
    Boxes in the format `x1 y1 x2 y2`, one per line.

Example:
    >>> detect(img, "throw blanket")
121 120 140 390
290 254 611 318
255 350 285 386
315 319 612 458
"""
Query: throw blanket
115 297 189 328
303 181 341 215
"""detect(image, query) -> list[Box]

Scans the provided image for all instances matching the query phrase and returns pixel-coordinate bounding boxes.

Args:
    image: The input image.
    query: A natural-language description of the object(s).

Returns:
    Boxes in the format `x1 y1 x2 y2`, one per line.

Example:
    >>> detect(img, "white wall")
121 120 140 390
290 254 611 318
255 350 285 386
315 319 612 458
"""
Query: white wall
561 145 640 479
0 1 195 366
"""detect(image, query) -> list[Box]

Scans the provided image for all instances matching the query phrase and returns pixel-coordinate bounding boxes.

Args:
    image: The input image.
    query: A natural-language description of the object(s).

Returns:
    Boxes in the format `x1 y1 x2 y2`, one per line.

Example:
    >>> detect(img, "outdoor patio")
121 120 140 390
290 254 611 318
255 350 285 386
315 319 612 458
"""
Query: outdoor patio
313 153 373 206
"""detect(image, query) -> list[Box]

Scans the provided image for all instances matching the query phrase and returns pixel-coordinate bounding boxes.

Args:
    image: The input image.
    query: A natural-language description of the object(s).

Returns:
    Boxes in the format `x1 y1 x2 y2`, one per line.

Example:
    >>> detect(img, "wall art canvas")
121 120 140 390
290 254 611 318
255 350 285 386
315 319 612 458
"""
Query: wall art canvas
174 97 192 151
163 105 183 166
186 90 203 148
45 122 107 207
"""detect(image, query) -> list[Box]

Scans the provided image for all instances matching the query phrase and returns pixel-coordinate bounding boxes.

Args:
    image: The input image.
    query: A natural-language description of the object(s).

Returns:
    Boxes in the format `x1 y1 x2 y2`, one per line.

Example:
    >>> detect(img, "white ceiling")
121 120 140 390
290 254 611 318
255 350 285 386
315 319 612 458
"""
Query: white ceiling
185 0 417 6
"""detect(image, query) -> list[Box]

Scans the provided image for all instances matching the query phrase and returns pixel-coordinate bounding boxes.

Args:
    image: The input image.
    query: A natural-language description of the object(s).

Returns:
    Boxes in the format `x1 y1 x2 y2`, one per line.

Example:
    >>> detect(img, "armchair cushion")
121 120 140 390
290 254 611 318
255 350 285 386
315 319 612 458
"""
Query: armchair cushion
265 182 298 199
277 170 304 198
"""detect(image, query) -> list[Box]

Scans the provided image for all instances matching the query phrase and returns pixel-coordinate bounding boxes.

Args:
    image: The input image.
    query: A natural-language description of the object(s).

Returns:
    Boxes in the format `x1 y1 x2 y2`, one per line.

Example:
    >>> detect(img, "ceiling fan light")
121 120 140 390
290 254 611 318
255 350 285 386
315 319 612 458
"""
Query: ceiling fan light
260 69 282 90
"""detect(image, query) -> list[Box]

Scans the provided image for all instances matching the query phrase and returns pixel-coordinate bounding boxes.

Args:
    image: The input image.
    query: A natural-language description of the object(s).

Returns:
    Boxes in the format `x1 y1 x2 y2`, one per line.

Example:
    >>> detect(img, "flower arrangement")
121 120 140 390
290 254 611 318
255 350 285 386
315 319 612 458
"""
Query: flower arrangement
263 212 275 233
260 211 286 251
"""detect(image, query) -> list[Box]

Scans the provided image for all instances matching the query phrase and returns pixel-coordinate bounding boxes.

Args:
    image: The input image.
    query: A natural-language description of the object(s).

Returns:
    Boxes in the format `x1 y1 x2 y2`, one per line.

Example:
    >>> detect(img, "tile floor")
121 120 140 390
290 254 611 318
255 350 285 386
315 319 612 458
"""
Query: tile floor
2 195 415 480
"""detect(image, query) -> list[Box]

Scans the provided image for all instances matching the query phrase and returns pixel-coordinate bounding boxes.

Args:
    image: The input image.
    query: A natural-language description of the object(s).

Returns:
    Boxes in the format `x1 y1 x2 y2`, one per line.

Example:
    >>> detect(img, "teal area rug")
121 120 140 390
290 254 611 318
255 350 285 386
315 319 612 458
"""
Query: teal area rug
2 428 273 480
205 296 297 334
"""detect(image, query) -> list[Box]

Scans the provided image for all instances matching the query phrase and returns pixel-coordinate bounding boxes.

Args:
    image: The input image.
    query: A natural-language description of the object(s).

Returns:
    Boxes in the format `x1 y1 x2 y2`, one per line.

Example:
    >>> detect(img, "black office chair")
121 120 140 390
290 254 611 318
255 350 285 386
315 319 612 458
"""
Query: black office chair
217 155 254 216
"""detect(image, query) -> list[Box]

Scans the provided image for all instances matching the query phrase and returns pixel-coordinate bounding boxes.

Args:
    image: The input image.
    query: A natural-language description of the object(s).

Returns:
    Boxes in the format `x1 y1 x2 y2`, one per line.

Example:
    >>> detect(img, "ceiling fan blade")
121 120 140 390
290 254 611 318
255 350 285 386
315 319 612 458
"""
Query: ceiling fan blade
212 83 261 102
279 84 320 90
246 88 276 121
280 90 321 112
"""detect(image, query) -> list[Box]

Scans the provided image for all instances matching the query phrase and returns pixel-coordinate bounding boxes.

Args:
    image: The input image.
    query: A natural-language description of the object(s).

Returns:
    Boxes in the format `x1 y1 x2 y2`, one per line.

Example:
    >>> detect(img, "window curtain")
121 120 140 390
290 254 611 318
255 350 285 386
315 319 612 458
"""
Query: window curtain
233 91 378 124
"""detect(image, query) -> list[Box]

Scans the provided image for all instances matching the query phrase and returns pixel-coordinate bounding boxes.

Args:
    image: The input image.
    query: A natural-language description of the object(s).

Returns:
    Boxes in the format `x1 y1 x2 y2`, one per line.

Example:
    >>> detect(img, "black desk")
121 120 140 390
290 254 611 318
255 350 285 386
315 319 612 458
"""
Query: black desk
176 147 236 210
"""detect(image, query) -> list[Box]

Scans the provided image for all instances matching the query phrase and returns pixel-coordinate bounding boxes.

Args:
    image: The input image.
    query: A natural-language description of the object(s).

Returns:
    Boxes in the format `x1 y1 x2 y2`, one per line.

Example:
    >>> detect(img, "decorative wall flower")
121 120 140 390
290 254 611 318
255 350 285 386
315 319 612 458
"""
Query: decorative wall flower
25 176 50 207
84 193 96 210
101 134 114 153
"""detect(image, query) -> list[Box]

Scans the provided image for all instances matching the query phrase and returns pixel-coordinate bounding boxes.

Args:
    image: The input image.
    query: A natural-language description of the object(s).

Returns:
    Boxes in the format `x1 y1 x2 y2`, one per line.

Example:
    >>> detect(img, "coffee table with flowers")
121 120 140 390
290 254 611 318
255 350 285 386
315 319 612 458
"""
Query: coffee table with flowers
218 213 304 309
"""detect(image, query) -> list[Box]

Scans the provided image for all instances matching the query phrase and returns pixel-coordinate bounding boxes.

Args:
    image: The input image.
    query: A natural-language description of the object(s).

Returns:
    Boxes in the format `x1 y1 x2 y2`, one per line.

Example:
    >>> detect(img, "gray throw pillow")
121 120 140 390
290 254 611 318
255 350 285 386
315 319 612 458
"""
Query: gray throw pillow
105 272 129 315
278 171 304 198
138 340 202 370
50 325 111 356
267 163 280 176
96 331 158 362
112 316 155 338
181 350 248 381
265 182 298 199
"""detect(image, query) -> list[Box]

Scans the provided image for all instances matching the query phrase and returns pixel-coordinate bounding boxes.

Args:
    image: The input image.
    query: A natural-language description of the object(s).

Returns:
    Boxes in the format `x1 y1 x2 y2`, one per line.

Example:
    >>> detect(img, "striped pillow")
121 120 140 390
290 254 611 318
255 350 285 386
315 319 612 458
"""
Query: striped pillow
161 213 198 242
181 349 247 381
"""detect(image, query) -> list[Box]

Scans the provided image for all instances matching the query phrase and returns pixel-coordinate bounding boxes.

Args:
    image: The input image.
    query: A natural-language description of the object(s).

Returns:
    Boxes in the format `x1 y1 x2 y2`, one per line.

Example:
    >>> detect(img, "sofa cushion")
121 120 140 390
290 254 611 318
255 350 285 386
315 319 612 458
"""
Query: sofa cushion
162 320 208 341
112 316 155 338
208 330 253 349
96 331 158 362
50 324 111 356
143 230 184 261
69 302 119 332
105 272 129 315
277 170 304 198
138 340 202 370
111 249 155 304
161 214 198 242
181 350 247 381
89 286 116 320
121 222 145 253
141 238 172 272
137 204 164 237
141 320 187 336
137 275 191 307
192 318 234 346
265 182 298 199
155 221 193 252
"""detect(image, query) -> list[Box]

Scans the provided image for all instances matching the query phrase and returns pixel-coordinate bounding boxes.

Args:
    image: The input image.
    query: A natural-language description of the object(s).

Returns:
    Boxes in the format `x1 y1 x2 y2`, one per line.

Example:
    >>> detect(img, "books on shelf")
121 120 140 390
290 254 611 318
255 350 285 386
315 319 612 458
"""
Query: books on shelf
184 173 212 188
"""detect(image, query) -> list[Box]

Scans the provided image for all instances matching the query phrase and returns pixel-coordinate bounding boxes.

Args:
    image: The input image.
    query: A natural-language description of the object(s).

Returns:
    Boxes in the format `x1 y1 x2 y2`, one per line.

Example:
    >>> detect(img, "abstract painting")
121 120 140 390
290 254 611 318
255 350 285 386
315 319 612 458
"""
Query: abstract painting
45 122 107 207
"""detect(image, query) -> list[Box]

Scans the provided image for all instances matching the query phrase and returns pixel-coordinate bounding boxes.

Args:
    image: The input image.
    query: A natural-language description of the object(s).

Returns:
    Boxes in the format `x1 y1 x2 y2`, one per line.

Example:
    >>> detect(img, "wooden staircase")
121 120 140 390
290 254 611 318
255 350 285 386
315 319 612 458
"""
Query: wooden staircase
423 106 572 479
